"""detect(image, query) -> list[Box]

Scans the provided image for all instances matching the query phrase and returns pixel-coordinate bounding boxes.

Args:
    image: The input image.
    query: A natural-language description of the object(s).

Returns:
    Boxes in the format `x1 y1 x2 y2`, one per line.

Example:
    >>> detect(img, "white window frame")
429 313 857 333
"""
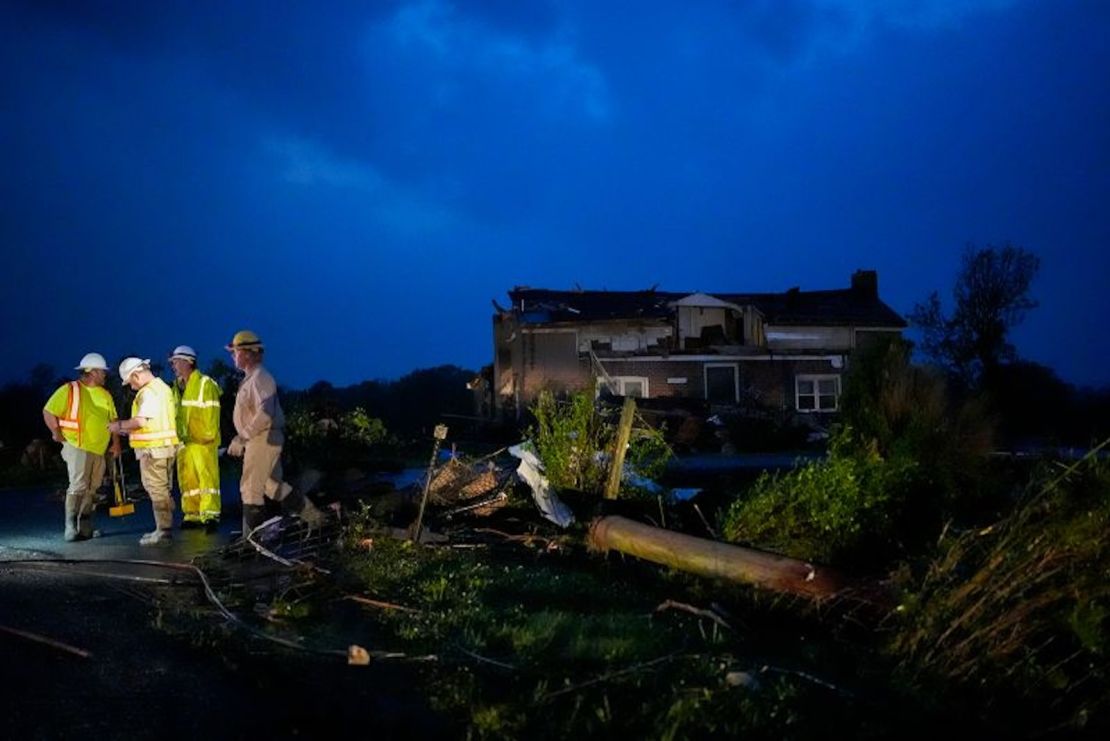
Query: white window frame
795 374 841 412
703 363 739 403
597 376 650 398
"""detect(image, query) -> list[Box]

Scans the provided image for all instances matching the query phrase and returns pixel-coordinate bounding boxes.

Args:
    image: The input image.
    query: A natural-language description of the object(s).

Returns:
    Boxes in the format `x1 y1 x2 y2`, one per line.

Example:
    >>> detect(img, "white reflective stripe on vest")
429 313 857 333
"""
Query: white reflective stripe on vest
180 400 220 407
130 378 180 448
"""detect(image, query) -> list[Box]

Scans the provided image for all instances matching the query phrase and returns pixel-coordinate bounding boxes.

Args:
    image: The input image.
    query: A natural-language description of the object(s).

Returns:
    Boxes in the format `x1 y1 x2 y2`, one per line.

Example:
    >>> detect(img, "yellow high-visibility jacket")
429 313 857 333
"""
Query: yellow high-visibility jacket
130 377 180 449
43 381 118 454
174 371 221 446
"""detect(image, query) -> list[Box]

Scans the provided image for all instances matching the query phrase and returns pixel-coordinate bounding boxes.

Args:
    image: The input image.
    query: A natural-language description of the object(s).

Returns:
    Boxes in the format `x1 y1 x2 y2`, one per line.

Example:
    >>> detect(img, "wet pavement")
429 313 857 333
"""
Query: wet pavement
0 477 242 562
0 483 447 739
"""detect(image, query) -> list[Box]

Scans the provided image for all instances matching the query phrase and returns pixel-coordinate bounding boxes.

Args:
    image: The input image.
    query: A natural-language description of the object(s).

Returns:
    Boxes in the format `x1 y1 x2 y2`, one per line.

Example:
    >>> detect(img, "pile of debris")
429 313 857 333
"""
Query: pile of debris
425 456 512 518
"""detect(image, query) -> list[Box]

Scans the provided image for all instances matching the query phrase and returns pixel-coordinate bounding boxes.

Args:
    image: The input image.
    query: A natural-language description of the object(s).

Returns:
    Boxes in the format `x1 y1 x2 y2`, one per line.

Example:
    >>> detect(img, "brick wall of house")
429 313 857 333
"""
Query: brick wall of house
521 330 591 400
599 359 708 399
599 356 845 410
740 357 844 410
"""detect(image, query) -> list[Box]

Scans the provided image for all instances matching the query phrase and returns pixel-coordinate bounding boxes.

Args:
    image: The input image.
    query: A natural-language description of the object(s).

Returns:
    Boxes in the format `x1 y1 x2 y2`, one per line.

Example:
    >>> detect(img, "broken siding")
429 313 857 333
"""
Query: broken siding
575 322 672 353
677 306 730 347
765 325 853 352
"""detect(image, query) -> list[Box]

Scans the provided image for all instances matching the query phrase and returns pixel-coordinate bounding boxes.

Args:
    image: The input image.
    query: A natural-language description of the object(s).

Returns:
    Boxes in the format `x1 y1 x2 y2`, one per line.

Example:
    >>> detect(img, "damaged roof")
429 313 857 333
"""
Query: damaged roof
506 280 906 328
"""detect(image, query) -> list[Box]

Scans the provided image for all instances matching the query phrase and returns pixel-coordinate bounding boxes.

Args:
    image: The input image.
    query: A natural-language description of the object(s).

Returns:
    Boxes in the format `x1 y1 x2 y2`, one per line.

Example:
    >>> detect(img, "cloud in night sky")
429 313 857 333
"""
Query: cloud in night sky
2 0 1108 388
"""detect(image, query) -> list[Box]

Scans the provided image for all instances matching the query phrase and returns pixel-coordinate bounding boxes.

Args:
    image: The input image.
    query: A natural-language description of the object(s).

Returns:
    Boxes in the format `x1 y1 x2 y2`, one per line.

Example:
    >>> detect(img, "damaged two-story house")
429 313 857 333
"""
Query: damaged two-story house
490 270 906 420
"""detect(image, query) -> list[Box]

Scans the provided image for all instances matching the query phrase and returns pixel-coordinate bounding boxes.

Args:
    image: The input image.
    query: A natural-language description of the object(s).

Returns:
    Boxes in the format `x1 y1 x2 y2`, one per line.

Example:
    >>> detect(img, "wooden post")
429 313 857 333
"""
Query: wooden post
604 397 637 500
412 424 448 543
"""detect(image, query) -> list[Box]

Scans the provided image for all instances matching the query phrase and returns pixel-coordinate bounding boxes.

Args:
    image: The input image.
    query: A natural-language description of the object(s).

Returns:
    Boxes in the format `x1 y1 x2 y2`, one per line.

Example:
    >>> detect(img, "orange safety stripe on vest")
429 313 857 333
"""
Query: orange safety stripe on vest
58 381 82 445
130 430 180 442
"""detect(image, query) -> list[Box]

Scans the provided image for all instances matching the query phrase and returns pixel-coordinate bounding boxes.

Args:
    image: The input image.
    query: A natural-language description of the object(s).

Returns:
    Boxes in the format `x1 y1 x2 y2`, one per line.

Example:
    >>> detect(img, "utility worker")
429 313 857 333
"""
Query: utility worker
41 353 122 541
225 330 325 535
169 345 222 530
109 357 180 545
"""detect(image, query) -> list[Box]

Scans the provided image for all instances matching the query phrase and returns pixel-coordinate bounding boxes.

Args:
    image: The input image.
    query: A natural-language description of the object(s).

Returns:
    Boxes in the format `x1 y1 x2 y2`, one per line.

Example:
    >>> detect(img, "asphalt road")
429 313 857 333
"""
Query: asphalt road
0 485 449 739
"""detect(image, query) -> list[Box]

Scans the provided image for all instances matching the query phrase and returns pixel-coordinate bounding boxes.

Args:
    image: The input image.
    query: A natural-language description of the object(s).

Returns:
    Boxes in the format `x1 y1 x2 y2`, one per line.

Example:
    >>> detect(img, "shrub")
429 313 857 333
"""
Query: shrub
719 427 917 565
528 390 672 496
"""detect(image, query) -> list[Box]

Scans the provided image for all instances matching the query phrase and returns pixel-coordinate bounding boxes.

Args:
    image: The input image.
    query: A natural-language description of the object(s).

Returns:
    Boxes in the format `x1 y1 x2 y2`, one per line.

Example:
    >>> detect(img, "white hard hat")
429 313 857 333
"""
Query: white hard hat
74 352 109 371
118 357 150 384
169 345 197 362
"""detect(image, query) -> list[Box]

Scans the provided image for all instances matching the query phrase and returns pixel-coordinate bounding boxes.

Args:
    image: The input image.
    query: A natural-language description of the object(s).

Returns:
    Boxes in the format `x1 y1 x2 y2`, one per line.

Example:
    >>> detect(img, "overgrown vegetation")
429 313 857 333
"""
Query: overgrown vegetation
890 445 1110 733
528 390 671 496
286 404 392 460
720 337 998 567
323 508 896 738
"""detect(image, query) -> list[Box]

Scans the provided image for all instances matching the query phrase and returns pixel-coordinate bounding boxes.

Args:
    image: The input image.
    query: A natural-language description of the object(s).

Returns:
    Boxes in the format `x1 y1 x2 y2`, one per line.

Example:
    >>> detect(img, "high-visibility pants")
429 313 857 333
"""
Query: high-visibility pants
177 442 221 523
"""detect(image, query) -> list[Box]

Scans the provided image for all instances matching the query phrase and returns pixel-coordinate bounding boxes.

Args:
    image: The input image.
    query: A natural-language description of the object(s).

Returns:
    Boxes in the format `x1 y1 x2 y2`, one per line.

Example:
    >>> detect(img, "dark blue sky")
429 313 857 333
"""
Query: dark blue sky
3 0 1108 388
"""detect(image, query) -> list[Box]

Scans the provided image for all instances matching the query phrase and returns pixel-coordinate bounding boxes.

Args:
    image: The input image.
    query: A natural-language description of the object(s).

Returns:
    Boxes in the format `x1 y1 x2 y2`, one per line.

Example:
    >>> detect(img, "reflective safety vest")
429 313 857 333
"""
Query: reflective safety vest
43 380 117 454
58 382 82 441
174 371 221 446
130 377 181 449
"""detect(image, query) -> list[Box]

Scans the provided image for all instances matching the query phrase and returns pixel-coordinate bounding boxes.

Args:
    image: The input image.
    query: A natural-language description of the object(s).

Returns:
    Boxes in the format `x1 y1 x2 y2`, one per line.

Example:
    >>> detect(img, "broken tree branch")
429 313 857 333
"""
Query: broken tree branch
344 595 422 614
653 599 732 631
541 652 680 701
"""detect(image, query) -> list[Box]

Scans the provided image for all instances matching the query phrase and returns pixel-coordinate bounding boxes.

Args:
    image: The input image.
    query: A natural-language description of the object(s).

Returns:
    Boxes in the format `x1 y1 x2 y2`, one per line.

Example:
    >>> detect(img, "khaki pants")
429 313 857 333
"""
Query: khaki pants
61 443 106 533
138 448 177 530
62 443 106 499
240 433 290 506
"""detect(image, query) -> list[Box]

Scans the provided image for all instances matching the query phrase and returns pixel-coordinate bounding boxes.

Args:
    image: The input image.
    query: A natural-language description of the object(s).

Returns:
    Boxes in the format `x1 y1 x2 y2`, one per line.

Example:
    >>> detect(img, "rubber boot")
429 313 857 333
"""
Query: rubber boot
77 489 98 539
139 529 172 546
140 501 174 546
242 504 267 537
64 494 80 542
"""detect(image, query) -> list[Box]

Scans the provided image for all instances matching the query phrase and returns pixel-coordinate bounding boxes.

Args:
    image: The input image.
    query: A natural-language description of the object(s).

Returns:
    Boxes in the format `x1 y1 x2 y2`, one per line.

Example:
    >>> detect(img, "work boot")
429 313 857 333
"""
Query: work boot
280 487 327 528
63 494 80 542
241 504 267 537
202 519 220 534
297 497 328 528
139 529 172 546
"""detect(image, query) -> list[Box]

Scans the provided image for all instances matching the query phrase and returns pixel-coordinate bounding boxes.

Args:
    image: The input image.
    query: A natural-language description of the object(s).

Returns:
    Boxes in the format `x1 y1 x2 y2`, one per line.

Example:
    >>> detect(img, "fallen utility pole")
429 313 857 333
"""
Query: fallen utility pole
588 516 884 604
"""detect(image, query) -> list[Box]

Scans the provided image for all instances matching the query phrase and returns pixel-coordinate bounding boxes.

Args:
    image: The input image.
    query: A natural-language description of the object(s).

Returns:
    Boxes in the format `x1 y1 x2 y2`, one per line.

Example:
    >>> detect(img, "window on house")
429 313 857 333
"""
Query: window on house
705 364 738 403
796 375 840 412
597 376 649 398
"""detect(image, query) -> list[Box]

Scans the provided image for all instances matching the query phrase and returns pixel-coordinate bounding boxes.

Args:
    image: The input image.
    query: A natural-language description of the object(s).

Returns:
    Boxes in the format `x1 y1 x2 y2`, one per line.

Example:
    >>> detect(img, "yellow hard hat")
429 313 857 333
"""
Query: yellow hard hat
226 330 263 351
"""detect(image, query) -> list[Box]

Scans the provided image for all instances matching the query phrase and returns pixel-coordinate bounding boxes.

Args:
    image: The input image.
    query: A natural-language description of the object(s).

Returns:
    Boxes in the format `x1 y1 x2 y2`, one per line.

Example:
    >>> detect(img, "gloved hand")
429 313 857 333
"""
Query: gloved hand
227 436 245 458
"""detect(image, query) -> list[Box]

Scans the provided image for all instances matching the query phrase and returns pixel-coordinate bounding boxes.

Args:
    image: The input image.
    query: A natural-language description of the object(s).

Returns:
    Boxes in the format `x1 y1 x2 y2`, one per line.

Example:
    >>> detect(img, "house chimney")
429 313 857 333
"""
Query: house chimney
851 270 878 298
